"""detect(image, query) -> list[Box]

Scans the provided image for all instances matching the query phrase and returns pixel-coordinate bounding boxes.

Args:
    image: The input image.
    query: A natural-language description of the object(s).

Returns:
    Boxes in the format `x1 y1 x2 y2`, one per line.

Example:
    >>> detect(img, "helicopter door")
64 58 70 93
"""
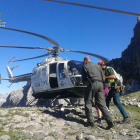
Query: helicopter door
49 63 58 88
40 66 50 91
57 63 72 88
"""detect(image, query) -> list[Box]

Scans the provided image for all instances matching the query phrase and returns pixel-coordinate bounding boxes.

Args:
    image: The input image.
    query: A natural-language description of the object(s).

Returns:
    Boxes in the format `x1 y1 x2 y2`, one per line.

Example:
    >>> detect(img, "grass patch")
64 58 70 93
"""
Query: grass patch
89 125 98 129
2 122 8 126
22 113 29 118
121 91 140 101
67 113 74 118
62 128 68 131
2 109 30 118
0 130 30 140
0 126 4 132
110 103 115 106
124 106 140 122
46 119 54 123
47 132 57 139
75 116 82 120
67 132 76 136
134 124 140 130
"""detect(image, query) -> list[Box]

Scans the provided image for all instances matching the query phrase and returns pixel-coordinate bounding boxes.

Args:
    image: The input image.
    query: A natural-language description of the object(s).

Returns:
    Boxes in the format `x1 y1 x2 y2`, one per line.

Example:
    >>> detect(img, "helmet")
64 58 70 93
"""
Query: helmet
98 61 105 65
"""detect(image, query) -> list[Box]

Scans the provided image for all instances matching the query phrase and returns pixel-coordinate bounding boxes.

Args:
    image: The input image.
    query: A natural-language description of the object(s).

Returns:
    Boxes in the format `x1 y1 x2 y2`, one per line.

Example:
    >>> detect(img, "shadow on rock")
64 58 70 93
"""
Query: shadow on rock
42 109 87 127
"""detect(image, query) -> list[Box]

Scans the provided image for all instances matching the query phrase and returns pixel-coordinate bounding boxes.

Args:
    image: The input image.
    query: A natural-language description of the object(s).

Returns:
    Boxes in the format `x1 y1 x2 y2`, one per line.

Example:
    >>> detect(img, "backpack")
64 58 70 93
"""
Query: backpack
107 67 125 94
111 67 123 86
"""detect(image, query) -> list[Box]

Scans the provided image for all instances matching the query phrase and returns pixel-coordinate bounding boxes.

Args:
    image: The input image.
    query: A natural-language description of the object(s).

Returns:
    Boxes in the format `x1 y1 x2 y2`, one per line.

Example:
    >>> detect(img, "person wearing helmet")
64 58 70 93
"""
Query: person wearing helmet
82 56 114 129
98 61 130 124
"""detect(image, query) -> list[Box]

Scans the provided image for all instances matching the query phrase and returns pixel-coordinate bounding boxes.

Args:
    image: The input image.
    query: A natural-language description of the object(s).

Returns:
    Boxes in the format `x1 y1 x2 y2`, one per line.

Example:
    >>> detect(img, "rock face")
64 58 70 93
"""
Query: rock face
121 17 140 76
1 82 80 107
0 93 7 106
107 17 140 93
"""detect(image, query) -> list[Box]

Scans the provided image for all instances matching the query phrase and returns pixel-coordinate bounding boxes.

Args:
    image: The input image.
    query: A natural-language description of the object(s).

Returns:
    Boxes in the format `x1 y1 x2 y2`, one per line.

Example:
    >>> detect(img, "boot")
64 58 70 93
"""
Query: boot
106 122 114 130
97 118 102 124
87 121 94 127
121 117 130 124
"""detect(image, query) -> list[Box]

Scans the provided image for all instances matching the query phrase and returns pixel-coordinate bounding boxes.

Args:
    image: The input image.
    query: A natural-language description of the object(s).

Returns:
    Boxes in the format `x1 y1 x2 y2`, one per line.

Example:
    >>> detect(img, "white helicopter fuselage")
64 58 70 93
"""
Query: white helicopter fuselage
31 58 86 99
32 59 73 92
5 57 86 99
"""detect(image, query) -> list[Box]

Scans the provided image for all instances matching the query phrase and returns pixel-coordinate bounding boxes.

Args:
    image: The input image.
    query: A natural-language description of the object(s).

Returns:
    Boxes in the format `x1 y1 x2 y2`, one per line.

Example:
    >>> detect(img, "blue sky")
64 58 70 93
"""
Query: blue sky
0 0 140 94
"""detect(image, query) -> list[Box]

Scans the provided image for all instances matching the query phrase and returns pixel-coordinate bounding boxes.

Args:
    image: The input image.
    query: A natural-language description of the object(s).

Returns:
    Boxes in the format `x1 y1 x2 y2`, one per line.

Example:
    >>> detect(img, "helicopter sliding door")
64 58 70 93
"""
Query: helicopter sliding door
32 66 50 93
57 62 73 88
49 63 58 88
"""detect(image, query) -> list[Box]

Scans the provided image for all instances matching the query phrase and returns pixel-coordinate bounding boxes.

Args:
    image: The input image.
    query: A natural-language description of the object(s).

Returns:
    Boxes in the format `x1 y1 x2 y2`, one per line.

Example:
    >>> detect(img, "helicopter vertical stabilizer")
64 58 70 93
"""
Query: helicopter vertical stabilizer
6 66 14 78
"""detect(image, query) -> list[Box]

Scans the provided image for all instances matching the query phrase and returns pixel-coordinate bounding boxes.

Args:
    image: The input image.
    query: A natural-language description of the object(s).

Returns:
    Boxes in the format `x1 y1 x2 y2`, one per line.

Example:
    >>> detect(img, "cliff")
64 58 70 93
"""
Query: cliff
108 17 140 93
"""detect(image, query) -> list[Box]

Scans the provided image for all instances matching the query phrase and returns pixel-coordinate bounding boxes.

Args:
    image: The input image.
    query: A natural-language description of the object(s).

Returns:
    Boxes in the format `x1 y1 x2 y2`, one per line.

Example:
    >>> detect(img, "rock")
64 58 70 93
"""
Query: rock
43 136 55 140
0 135 10 140
33 131 47 140
85 135 95 140
76 132 84 140
137 103 140 107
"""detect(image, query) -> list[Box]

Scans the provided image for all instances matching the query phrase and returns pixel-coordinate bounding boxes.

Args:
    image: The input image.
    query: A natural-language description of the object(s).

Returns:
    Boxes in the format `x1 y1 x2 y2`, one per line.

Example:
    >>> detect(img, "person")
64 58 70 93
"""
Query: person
98 61 130 123
67 65 72 75
82 56 114 129
95 86 109 123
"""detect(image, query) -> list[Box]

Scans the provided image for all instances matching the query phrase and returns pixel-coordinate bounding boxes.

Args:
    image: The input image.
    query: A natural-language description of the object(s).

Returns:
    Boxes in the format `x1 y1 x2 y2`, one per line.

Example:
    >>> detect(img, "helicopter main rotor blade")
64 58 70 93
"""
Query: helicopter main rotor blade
66 50 108 62
0 27 59 47
0 46 47 50
8 57 16 64
44 0 140 16
13 52 52 62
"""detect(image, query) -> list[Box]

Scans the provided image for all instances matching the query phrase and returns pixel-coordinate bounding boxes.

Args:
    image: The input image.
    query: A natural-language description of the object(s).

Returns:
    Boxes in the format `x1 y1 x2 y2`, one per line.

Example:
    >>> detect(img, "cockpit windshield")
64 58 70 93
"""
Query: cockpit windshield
67 60 83 75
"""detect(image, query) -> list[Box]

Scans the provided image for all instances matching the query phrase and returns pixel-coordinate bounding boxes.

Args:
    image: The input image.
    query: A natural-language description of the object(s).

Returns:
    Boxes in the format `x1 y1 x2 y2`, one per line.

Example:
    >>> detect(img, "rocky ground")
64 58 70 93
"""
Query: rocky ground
0 91 140 140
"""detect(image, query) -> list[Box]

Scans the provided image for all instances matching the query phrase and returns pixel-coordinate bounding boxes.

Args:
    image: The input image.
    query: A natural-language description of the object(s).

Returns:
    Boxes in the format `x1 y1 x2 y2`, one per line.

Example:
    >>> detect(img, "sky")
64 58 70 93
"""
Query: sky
0 0 140 94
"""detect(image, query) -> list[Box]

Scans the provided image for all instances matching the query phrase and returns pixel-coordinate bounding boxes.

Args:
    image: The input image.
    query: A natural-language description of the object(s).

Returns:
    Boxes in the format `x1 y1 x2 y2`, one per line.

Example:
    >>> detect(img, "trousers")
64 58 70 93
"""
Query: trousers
95 87 108 109
84 82 113 124
106 88 128 118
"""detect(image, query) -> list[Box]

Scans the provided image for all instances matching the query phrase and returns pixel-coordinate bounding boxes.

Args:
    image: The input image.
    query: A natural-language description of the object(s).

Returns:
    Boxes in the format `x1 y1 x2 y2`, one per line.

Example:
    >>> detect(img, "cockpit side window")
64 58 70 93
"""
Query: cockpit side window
67 60 83 75
58 63 64 73
33 68 38 75
58 63 66 79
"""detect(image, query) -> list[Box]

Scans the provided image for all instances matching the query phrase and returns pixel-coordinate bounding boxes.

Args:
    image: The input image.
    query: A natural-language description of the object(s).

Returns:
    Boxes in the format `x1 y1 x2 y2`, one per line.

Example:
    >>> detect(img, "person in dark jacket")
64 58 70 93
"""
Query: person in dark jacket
82 56 114 129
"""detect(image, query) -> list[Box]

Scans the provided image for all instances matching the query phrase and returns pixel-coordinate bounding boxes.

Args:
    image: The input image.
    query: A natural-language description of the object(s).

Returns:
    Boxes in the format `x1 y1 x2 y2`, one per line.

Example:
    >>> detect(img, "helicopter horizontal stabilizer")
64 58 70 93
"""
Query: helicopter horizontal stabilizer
0 74 12 84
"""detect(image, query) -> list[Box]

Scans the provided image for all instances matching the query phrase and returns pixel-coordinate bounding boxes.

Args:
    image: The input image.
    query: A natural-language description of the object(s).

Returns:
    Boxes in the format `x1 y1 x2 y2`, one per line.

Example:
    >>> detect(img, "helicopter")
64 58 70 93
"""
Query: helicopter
0 0 140 104
0 26 108 103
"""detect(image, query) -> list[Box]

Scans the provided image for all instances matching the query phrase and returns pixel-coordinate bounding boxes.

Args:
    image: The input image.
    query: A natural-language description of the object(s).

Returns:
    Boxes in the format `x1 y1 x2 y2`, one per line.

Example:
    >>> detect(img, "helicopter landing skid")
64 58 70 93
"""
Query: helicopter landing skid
26 98 37 107
50 95 72 106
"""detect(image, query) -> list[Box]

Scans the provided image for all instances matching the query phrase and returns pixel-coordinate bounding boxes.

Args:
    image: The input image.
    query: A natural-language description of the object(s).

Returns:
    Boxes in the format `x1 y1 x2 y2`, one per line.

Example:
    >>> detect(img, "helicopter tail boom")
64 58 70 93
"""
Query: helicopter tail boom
6 65 32 83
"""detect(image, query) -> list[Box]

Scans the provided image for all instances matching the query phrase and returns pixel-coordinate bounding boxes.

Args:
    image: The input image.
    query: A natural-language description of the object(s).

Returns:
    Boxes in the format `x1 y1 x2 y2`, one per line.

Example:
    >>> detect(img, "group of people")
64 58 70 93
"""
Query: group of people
82 56 130 130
